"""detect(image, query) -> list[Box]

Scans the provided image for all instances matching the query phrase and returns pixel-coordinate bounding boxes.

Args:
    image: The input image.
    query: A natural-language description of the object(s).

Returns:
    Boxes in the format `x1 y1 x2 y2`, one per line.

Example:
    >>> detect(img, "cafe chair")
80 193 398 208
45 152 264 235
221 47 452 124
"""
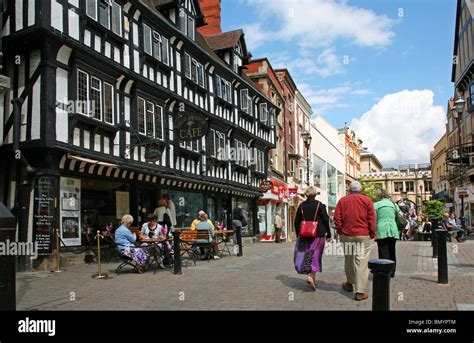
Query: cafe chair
115 249 140 274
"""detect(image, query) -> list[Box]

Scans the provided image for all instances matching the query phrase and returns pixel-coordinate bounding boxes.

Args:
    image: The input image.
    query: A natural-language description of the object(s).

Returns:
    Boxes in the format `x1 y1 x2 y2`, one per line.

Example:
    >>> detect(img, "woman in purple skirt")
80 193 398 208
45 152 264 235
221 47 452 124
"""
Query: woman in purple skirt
294 186 332 290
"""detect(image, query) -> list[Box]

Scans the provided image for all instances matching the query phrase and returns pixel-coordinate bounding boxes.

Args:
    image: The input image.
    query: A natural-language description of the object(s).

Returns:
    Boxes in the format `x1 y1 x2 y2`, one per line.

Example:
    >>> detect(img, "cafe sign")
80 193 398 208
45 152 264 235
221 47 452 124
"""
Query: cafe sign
175 113 209 142
259 180 273 192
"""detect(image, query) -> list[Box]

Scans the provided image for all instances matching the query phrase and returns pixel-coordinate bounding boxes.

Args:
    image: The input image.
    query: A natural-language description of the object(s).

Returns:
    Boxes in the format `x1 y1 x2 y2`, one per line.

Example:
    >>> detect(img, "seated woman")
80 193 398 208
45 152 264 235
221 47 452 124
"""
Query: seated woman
115 214 150 272
191 210 213 230
141 214 163 239
195 211 220 260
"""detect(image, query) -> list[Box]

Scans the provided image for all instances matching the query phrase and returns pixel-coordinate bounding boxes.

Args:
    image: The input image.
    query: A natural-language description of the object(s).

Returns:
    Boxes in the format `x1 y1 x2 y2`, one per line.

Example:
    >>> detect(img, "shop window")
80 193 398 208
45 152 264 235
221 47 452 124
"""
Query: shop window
170 192 203 228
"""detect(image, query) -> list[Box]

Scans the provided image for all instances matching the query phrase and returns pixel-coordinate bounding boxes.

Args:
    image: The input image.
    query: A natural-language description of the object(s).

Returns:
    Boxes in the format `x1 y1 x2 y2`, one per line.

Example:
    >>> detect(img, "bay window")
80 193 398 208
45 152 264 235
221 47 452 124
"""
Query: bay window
76 69 114 124
137 97 164 140
86 0 122 36
184 53 205 88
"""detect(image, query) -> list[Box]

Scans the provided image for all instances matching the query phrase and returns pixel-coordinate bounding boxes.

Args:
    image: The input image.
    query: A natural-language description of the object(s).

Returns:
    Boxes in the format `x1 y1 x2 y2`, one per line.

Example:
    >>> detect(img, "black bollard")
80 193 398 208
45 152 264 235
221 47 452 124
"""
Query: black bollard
172 231 182 275
431 217 439 258
0 203 17 311
236 226 243 257
368 259 395 311
436 229 448 284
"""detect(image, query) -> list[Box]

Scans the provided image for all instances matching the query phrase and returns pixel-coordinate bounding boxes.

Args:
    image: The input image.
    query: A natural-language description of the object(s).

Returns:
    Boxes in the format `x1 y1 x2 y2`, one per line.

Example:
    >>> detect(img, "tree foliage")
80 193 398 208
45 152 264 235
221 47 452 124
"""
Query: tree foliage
360 178 383 202
422 200 445 219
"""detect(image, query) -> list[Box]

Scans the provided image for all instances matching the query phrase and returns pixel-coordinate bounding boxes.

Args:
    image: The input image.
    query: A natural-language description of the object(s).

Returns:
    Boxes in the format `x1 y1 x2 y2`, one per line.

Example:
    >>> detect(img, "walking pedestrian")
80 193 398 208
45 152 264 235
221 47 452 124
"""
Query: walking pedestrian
274 210 283 243
294 186 332 291
334 181 376 301
374 188 398 278
232 203 246 256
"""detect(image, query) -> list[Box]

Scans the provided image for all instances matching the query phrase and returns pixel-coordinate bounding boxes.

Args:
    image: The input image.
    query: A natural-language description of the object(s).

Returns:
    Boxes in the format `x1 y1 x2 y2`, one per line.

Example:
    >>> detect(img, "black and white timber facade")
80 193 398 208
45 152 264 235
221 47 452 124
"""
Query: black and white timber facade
0 0 277 254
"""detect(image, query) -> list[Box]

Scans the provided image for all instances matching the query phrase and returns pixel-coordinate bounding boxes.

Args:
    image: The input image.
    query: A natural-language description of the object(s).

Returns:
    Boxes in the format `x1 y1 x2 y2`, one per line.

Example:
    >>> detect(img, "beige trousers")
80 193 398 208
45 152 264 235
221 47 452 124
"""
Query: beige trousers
340 235 373 294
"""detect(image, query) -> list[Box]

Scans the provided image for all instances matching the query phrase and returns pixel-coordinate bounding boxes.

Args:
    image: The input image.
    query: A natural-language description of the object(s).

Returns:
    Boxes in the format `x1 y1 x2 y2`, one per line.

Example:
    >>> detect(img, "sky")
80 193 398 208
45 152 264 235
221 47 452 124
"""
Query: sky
220 0 457 167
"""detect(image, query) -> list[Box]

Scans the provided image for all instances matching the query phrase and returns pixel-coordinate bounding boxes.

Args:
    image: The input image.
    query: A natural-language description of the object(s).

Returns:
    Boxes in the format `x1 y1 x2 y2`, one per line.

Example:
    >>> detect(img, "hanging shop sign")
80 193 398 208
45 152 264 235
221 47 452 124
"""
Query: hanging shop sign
175 113 209 142
145 143 162 163
259 180 273 192
288 188 298 199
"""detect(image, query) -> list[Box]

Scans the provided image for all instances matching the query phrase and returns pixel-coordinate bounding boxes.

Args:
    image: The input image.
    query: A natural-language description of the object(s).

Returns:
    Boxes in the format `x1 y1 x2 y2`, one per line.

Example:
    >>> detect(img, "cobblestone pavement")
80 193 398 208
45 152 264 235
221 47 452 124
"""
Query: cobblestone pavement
16 239 474 311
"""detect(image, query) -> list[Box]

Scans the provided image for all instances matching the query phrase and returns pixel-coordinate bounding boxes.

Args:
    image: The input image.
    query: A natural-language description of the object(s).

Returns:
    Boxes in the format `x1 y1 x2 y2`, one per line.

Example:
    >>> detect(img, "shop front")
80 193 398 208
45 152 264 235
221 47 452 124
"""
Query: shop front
257 179 288 242
42 154 261 250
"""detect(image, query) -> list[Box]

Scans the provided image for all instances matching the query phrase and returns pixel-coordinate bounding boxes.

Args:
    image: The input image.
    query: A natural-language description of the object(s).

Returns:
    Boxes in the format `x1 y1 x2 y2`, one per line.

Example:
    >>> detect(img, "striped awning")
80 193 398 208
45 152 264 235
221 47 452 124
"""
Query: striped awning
59 154 259 198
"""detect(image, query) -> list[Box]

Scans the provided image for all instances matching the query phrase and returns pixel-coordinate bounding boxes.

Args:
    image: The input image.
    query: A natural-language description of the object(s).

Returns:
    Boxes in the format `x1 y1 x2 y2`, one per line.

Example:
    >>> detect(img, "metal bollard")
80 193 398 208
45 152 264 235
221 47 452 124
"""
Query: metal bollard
236 227 243 257
92 231 108 279
436 229 448 284
368 259 395 311
51 229 64 273
430 217 439 258
172 231 182 275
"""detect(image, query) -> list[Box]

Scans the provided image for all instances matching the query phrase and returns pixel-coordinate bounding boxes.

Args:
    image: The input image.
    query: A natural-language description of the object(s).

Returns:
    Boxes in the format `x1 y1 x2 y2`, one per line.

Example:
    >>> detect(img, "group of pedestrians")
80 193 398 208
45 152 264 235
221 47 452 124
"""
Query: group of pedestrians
293 181 400 301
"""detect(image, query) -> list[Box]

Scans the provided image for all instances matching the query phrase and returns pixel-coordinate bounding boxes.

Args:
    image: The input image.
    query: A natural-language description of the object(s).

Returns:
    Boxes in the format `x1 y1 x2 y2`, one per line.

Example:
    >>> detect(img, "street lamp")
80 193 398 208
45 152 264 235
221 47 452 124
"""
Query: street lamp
452 94 466 229
301 130 312 187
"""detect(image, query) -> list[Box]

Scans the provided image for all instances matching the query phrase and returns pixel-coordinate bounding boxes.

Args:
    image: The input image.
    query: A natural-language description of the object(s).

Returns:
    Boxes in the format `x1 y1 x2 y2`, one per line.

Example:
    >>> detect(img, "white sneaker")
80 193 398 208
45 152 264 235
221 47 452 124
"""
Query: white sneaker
213 255 221 260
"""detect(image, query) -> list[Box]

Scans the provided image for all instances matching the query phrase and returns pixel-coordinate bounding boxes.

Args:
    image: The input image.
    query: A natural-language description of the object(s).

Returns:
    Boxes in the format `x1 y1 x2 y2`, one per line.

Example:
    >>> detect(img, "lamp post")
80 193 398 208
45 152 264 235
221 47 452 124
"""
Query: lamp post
453 95 466 230
301 131 312 188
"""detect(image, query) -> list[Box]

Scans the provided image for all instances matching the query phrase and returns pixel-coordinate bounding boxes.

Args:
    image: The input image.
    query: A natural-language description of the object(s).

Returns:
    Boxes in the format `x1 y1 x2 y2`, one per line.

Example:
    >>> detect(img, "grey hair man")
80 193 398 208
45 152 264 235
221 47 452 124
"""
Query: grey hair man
334 180 376 301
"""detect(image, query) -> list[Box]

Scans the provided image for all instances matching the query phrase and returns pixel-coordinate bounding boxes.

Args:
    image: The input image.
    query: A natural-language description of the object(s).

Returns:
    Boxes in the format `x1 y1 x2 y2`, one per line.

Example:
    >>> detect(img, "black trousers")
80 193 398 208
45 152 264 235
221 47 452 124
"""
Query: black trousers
376 237 397 276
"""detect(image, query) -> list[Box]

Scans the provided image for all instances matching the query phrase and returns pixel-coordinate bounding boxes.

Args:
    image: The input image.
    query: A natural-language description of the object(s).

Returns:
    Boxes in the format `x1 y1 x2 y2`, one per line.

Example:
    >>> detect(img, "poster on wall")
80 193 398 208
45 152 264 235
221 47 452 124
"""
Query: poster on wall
116 191 130 219
60 177 81 247
32 176 57 254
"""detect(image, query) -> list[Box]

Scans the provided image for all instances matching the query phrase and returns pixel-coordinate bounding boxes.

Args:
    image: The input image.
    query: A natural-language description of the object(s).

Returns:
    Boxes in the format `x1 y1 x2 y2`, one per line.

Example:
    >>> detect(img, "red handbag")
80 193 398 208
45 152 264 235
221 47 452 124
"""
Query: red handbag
299 202 320 238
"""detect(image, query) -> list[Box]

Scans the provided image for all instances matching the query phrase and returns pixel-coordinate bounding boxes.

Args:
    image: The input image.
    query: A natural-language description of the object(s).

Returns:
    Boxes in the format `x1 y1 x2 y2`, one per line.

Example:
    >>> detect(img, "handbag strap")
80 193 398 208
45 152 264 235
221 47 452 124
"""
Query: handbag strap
300 201 320 222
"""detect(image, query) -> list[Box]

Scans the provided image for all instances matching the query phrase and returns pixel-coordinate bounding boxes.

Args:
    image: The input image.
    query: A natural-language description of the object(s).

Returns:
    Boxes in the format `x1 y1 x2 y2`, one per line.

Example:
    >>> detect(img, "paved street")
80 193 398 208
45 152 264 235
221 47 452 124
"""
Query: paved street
15 238 474 311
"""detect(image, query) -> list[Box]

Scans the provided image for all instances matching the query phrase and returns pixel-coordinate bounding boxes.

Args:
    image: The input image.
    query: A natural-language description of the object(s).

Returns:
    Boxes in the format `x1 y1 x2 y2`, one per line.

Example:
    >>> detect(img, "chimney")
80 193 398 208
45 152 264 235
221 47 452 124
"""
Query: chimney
198 0 222 36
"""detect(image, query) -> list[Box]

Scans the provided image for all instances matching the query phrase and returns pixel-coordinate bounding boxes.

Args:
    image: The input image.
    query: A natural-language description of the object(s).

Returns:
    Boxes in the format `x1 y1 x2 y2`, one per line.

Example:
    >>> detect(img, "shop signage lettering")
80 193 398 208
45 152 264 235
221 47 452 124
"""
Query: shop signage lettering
32 176 57 254
259 180 273 192
175 113 209 142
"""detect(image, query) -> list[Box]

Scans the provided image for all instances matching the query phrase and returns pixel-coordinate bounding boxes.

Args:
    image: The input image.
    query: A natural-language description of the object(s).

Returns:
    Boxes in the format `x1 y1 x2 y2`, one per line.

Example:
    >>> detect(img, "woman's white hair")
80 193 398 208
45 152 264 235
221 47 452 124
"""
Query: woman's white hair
121 214 134 226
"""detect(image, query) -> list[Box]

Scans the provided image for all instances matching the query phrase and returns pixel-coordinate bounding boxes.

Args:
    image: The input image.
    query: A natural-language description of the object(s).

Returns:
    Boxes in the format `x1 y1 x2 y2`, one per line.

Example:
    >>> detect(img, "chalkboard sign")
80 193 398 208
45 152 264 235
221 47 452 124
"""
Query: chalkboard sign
32 176 57 254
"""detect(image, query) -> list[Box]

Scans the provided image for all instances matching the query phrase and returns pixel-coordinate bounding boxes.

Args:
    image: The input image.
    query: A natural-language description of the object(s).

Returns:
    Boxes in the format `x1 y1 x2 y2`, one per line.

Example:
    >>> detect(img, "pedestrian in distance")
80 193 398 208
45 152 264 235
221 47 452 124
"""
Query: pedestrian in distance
274 210 283 243
232 203 246 256
294 186 332 291
374 188 399 278
334 181 376 301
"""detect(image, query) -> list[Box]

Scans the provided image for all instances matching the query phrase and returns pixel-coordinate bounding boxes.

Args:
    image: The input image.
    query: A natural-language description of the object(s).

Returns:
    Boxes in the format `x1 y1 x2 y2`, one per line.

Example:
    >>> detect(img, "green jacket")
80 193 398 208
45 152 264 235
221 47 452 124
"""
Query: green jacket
374 199 400 240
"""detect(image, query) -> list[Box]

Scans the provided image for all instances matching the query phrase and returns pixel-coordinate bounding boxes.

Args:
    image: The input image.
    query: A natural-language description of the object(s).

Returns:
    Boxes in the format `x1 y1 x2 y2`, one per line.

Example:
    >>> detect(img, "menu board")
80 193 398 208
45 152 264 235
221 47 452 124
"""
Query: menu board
60 177 81 247
116 191 129 219
32 176 57 254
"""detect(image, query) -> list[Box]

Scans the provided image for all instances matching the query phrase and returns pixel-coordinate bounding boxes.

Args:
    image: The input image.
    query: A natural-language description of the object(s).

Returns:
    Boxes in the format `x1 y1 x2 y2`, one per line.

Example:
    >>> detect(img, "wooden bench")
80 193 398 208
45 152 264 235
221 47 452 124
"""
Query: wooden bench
179 230 214 265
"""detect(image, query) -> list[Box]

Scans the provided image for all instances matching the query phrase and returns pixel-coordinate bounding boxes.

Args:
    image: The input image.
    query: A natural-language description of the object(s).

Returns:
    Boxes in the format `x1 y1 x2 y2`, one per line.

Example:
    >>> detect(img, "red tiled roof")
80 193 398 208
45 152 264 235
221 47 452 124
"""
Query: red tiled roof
204 29 244 51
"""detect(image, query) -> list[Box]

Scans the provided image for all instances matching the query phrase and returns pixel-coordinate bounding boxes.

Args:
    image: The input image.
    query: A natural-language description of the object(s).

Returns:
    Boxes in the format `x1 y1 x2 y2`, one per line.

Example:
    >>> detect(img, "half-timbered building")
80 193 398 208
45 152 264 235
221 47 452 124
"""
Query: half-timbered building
0 0 277 257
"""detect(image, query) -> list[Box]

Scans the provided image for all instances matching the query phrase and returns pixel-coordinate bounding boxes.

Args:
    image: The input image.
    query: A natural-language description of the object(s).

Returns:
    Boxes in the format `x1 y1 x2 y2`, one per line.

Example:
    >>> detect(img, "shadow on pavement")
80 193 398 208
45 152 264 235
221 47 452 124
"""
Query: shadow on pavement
275 275 351 297
409 276 438 284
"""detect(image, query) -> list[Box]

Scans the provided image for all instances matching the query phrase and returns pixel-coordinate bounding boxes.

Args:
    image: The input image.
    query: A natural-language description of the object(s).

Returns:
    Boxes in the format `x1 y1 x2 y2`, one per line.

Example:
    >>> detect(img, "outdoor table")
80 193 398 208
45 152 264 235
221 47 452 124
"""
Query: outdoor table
137 237 173 273
214 230 235 257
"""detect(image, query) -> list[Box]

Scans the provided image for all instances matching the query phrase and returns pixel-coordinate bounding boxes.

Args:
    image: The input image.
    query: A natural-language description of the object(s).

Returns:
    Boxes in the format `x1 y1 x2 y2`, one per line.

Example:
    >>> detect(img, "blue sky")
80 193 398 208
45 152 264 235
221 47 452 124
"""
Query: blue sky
220 0 457 166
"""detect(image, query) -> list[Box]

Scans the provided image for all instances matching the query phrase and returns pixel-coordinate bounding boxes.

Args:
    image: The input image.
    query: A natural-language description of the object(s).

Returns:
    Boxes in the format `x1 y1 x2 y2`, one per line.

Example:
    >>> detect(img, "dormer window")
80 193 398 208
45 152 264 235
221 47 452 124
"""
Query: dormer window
86 0 122 36
178 5 196 41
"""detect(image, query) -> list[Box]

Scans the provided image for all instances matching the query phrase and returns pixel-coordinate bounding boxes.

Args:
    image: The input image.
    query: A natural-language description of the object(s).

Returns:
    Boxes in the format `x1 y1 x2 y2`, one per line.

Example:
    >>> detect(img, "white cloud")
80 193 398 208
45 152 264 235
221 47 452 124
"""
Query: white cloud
242 0 396 49
351 90 446 165
269 48 343 77
297 83 374 115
